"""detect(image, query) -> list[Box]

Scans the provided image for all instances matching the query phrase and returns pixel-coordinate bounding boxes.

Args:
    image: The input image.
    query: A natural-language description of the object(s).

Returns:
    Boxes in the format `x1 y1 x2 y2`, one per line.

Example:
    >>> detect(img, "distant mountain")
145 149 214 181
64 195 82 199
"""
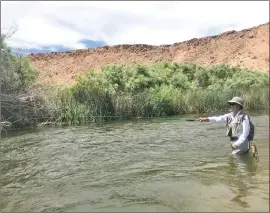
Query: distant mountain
28 23 269 85
14 39 106 54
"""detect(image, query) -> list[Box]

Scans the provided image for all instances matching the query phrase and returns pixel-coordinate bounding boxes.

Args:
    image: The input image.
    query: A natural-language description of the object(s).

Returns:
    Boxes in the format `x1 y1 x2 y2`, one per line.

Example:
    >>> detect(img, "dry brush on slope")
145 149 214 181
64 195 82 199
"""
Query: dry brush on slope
28 23 269 85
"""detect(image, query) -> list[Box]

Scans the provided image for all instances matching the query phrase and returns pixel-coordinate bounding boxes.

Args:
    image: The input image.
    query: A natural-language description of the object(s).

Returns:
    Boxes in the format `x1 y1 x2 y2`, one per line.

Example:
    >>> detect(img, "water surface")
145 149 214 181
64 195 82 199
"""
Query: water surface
1 113 269 212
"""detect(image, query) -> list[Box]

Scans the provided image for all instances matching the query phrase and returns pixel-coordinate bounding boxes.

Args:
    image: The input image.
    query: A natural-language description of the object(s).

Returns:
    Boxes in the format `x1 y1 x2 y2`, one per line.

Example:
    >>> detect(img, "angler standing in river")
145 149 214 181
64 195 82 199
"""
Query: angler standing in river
199 97 258 156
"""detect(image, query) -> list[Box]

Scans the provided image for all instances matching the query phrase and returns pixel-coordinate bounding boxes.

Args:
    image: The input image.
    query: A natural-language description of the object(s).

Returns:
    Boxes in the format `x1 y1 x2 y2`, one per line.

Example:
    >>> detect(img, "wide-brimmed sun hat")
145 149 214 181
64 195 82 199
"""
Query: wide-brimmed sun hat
227 96 244 107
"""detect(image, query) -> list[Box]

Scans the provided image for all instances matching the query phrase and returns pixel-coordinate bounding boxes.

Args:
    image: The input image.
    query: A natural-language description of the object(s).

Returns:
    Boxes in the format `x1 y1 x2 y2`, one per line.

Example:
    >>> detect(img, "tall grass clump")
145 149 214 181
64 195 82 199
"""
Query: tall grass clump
53 62 269 124
52 70 116 124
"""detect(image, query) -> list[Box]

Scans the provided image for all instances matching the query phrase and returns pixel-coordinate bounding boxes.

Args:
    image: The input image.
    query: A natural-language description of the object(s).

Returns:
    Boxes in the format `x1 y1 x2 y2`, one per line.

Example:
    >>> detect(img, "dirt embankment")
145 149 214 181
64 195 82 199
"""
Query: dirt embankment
28 23 269 85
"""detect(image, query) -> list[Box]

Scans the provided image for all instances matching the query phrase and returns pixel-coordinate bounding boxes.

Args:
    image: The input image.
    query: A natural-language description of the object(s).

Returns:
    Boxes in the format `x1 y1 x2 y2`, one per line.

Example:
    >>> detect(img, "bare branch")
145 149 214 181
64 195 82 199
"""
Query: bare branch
1 21 18 39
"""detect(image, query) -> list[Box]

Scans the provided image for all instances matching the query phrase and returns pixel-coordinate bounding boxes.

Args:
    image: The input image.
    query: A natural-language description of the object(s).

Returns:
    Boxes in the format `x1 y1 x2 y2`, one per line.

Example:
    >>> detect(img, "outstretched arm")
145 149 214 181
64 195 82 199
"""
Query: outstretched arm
200 113 230 123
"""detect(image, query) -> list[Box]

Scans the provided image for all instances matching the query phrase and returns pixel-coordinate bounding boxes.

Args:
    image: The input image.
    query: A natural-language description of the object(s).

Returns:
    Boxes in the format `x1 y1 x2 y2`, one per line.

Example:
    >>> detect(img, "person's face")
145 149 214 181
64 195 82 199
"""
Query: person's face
229 103 240 112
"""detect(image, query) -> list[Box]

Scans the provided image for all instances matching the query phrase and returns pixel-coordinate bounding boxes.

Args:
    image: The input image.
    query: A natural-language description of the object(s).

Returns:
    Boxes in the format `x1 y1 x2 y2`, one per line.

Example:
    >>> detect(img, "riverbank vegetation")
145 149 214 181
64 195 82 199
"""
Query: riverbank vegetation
1 32 52 130
51 62 268 124
1 34 269 130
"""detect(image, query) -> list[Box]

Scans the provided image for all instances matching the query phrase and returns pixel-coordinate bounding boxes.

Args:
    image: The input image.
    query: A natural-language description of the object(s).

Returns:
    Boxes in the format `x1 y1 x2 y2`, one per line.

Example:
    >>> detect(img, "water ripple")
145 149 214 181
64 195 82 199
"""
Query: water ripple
1 115 269 212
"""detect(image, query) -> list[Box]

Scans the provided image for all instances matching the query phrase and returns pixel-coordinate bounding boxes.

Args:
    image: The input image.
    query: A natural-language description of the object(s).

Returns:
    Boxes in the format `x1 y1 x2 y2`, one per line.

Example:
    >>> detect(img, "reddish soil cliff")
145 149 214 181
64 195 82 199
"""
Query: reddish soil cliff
28 23 269 85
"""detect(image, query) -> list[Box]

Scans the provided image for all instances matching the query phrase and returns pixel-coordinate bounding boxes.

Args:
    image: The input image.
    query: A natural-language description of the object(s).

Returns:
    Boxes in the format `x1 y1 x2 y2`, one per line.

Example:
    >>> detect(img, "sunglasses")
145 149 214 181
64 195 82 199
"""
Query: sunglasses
229 103 238 106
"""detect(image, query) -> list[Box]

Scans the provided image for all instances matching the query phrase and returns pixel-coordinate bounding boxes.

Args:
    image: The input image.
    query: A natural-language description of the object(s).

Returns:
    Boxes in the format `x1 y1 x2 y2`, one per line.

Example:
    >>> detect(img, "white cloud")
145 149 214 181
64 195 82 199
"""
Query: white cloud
1 1 269 50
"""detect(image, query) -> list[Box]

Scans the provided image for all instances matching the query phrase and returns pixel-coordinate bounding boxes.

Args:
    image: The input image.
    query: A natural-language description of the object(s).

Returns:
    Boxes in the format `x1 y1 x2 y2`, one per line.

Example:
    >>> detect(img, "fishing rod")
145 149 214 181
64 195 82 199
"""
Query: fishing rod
131 116 200 121
70 115 200 121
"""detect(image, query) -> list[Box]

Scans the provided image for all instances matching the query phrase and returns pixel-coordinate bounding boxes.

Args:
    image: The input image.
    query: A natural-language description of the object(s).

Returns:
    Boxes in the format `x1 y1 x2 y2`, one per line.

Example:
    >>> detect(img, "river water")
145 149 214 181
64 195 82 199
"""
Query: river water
1 113 269 212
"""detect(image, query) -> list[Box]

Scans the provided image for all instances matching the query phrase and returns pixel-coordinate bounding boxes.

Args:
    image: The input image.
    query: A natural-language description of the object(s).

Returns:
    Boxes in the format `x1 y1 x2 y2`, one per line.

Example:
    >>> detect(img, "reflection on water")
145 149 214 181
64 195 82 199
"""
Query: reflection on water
0 114 269 212
228 154 258 208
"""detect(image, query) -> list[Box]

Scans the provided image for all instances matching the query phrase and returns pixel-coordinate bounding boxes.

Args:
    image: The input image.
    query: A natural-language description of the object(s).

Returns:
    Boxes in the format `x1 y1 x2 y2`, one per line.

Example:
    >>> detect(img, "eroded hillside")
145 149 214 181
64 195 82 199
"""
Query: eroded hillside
28 23 269 85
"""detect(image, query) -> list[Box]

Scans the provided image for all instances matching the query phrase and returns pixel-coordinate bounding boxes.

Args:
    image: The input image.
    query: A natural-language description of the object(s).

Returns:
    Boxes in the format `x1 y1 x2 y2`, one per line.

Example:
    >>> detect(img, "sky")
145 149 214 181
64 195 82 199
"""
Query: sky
1 1 269 54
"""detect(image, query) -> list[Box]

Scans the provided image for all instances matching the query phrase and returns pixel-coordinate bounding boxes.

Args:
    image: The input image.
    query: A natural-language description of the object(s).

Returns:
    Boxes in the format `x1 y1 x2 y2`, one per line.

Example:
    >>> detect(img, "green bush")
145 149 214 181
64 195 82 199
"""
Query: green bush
52 62 269 124
1 34 42 129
